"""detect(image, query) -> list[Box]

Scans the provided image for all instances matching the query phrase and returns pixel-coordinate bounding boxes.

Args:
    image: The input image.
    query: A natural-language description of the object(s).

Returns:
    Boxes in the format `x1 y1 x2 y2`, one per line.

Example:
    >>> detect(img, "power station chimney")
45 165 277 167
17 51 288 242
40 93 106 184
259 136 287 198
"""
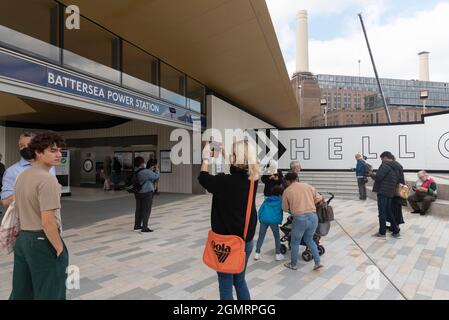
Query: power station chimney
296 10 309 73
418 51 430 81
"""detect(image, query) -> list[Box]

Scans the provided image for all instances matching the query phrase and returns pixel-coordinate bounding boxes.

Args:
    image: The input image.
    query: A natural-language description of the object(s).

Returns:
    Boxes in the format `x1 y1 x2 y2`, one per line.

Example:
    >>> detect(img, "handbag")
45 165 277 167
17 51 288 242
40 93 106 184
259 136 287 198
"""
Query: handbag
0 202 20 254
203 179 254 274
396 183 410 199
318 221 331 237
316 201 334 223
125 168 145 194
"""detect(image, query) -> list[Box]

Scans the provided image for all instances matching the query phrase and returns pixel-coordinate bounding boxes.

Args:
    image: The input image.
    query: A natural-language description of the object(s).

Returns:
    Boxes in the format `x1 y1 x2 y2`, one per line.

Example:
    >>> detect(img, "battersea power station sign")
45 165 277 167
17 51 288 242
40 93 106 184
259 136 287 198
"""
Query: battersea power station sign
0 50 204 127
262 112 449 172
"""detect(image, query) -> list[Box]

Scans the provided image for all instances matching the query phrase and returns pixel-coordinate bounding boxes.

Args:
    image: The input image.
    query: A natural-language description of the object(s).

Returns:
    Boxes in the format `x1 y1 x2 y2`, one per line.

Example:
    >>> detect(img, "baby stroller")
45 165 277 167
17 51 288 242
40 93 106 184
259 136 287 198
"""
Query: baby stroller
279 192 334 262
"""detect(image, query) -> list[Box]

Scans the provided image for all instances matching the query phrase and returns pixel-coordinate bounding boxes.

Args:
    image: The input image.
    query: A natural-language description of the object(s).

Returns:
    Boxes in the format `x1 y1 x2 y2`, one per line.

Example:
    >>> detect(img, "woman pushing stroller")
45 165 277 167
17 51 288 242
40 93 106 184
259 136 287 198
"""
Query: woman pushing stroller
282 172 324 271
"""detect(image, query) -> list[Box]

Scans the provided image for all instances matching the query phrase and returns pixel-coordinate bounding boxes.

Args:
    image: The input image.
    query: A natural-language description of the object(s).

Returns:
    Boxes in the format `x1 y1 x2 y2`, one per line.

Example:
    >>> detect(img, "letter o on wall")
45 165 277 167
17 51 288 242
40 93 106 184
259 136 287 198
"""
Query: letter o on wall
438 132 449 159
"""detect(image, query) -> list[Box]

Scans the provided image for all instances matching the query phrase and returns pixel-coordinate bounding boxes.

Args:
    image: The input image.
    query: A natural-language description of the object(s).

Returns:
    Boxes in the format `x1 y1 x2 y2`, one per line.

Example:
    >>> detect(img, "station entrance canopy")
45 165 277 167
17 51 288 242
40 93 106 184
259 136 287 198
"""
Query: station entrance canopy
58 0 299 128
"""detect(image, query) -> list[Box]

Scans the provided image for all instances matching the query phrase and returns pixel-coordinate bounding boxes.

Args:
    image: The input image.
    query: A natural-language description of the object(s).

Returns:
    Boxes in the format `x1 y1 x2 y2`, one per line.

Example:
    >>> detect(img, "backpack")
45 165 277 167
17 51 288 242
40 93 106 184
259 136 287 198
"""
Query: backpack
125 168 145 194
0 202 20 254
364 162 373 177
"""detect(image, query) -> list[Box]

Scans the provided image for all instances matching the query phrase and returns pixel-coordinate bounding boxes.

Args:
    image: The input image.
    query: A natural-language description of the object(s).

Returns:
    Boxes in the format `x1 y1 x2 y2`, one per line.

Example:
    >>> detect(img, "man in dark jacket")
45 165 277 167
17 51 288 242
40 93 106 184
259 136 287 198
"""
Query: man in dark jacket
355 153 368 200
370 151 402 239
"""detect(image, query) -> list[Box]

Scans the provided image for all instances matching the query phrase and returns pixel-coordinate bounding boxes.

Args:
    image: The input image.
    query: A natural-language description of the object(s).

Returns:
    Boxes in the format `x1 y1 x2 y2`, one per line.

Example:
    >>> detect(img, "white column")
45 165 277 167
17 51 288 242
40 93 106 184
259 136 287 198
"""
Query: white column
296 10 309 73
418 51 430 81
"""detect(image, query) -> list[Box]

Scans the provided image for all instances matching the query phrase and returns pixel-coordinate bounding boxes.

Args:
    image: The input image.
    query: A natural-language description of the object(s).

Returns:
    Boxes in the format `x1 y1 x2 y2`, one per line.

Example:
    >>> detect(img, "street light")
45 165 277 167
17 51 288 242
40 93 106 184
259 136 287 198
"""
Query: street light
320 98 328 127
420 90 429 115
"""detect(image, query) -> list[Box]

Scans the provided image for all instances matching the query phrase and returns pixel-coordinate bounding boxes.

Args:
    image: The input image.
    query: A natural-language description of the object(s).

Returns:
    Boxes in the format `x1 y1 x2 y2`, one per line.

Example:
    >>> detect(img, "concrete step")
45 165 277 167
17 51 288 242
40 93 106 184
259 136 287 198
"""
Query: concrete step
314 188 359 195
300 180 358 187
298 171 355 175
299 181 358 188
299 175 355 179
299 176 357 182
299 177 358 182
366 186 449 216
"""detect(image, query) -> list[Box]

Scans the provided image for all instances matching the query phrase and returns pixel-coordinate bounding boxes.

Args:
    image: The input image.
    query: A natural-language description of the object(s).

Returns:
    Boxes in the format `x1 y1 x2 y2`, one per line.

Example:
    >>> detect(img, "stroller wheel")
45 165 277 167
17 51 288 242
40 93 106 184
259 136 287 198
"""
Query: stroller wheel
302 250 313 262
280 244 287 255
318 245 325 256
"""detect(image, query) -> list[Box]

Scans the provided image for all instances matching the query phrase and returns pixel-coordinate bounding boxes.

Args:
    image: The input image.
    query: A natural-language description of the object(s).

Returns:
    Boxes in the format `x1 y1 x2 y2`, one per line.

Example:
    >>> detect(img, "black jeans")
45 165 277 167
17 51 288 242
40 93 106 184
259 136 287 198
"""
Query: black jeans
134 192 154 229
357 178 367 200
377 194 399 235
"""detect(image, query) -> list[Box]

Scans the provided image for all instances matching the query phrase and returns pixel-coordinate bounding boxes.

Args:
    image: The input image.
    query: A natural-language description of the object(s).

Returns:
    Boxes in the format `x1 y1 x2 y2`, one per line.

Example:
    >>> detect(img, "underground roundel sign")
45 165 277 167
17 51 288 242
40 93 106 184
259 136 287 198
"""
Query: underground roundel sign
83 159 94 173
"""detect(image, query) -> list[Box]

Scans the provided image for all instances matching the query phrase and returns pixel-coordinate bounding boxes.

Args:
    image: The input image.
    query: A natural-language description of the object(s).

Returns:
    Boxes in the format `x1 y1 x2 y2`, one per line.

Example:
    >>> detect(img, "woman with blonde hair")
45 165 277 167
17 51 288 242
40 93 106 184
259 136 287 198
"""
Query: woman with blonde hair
198 140 260 300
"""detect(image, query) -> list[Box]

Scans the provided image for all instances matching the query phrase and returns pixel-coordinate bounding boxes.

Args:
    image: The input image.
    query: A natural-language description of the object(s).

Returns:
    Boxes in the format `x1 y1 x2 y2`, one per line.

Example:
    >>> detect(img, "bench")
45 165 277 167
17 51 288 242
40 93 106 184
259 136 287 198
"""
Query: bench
366 185 449 217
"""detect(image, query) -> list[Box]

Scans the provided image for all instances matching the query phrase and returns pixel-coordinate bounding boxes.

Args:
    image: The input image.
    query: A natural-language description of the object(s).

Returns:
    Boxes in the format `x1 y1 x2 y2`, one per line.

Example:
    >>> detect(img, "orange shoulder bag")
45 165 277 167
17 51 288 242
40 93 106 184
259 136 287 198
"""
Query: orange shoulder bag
203 179 255 274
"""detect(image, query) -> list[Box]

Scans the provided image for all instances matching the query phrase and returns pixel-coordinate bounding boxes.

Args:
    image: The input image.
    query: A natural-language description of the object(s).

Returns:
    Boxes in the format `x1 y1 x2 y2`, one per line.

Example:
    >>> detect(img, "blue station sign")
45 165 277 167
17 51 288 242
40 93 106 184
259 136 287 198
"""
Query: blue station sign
0 50 206 127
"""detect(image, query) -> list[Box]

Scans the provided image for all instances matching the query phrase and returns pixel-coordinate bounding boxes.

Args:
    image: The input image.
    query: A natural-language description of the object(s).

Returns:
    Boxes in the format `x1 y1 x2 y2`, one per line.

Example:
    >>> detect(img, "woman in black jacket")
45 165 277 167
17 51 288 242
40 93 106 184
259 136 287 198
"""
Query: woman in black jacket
261 160 286 196
388 156 405 233
198 140 260 300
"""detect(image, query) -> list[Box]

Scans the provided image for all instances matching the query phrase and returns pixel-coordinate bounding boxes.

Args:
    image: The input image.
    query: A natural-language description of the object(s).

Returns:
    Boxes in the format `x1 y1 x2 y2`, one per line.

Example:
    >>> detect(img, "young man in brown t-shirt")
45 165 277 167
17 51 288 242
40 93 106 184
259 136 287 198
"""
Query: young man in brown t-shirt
10 132 68 300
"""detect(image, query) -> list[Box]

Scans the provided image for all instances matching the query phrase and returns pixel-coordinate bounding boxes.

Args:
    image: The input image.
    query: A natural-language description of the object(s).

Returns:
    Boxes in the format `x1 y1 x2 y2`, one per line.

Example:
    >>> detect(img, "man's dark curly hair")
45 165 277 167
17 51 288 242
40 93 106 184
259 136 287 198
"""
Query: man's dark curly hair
28 131 66 159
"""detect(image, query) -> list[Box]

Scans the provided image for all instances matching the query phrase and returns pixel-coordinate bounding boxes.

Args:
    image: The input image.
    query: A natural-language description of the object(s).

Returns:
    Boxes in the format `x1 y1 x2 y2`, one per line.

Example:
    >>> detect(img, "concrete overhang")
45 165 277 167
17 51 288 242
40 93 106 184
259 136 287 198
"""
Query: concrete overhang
60 0 299 128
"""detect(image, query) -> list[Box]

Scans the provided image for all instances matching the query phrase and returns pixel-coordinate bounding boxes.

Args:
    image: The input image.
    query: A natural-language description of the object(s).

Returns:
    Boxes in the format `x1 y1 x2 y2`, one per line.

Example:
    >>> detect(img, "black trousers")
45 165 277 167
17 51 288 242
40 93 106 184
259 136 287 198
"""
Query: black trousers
134 192 154 229
408 193 436 214
377 194 399 235
357 178 367 200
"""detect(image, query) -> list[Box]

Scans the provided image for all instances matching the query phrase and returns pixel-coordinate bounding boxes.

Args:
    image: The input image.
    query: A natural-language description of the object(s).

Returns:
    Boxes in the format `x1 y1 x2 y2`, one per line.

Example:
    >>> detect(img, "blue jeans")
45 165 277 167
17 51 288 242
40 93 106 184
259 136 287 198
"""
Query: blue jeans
217 240 253 300
290 213 320 268
377 194 396 235
255 222 281 255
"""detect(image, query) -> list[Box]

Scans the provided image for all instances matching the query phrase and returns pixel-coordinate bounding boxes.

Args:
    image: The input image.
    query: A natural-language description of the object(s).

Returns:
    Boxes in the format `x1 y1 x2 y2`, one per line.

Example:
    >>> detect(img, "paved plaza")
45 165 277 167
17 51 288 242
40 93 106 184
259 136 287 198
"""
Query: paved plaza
1 192 449 300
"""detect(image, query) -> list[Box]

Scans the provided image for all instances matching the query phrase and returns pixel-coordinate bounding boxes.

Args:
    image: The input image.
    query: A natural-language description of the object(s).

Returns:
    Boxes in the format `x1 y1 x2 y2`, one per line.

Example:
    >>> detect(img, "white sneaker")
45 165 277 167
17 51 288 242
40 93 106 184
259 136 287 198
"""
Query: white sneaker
275 254 285 261
254 253 261 260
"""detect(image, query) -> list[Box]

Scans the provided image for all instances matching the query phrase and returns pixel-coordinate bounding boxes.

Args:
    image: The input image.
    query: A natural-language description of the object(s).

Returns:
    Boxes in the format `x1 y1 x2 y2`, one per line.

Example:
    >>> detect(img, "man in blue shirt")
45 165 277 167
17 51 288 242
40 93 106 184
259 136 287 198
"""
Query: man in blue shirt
355 153 368 200
1 132 56 207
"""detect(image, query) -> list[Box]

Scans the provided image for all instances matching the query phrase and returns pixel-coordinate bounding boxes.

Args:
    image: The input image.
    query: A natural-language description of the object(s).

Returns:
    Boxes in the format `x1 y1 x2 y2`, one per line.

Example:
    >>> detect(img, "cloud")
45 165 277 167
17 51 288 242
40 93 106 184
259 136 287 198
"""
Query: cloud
266 0 449 82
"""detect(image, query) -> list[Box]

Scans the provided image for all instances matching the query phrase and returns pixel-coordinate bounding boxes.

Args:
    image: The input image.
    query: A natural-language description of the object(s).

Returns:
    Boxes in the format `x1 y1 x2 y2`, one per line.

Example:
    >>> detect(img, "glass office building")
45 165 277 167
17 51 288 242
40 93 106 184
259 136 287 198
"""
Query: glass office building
318 74 449 109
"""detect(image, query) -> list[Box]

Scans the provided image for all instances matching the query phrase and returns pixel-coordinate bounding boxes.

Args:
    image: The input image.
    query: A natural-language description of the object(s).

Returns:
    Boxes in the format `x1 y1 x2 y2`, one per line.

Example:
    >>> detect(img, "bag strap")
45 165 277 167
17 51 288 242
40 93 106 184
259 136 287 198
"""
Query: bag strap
135 168 146 185
243 179 255 240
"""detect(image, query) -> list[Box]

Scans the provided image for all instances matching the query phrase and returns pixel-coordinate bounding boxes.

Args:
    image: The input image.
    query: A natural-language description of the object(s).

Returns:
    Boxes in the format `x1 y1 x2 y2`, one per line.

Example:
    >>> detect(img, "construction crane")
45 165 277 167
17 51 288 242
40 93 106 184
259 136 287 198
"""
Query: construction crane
358 13 392 123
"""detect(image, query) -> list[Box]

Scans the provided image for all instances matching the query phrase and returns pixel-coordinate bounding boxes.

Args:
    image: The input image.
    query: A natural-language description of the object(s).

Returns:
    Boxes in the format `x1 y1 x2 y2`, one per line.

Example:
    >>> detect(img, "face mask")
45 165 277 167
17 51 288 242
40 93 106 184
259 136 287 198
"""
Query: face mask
20 147 34 160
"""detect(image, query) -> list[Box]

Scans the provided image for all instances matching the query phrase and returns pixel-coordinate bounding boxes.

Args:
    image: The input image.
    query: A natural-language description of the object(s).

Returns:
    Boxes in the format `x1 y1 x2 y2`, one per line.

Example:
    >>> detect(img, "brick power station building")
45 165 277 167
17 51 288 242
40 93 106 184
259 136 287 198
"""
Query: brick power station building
292 11 449 128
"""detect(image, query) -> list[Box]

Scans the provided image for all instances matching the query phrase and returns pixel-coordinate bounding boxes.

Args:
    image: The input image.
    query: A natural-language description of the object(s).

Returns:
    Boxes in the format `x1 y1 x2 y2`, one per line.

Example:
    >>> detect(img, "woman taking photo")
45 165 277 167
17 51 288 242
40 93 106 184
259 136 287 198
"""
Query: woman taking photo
198 140 260 300
133 156 160 233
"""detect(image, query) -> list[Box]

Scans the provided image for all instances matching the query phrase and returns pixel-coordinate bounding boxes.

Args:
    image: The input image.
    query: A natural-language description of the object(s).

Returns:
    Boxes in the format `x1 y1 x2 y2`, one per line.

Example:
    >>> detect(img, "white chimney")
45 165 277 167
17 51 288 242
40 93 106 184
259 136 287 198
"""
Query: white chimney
418 51 430 81
296 10 309 73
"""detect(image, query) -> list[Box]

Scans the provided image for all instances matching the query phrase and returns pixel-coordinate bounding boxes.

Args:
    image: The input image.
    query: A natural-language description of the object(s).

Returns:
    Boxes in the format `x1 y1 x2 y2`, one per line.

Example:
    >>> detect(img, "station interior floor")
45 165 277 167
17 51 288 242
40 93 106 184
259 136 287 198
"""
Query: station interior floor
1 189 449 300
